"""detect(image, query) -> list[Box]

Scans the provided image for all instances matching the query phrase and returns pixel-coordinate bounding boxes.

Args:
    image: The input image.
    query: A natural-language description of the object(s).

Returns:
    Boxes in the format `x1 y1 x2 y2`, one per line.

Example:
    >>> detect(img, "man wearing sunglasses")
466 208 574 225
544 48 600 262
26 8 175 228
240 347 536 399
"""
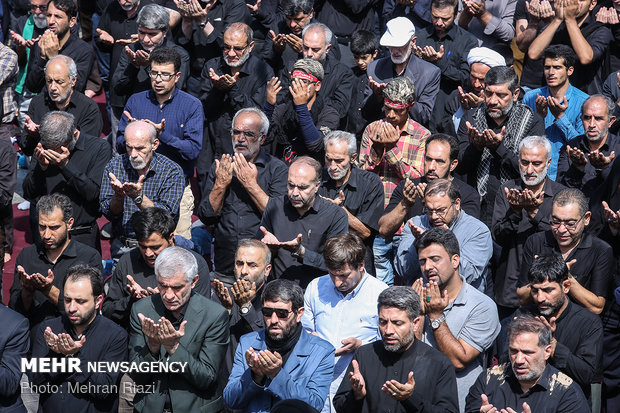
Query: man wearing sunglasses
224 279 335 413
396 179 492 290
117 46 203 240
517 188 614 315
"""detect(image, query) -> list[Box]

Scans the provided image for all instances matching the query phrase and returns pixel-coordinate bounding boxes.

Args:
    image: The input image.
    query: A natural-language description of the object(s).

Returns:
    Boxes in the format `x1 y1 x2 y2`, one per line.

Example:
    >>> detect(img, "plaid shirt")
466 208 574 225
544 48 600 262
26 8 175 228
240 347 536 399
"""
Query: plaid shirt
0 44 17 124
100 153 185 237
358 118 429 208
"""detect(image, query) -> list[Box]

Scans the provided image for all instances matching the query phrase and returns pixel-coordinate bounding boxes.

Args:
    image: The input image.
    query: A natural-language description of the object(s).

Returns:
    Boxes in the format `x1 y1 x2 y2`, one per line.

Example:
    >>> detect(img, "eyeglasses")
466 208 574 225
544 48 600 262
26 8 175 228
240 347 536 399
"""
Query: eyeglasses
147 70 176 81
30 4 47 11
423 203 454 218
550 214 585 232
232 129 259 139
223 44 248 53
261 307 293 318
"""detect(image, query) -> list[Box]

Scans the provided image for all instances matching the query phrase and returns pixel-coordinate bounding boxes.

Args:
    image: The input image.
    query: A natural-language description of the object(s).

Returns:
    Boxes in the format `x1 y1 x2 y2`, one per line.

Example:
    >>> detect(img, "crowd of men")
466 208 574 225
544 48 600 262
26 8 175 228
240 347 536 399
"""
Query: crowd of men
0 0 620 412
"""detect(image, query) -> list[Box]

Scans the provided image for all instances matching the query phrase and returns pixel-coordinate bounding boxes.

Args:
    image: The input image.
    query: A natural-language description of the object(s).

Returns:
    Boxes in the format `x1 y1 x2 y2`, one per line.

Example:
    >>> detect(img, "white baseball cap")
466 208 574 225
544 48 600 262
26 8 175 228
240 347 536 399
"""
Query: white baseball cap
380 17 416 48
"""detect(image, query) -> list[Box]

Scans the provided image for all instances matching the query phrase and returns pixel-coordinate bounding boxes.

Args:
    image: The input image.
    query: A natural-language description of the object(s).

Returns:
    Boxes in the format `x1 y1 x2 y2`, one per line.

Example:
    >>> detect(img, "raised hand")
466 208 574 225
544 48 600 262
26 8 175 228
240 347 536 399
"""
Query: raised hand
465 122 485 150
231 279 257 307
96 28 115 45
214 154 234 187
233 152 259 188
55 333 86 355
34 144 50 171
266 76 282 105
425 280 449 320
480 393 497 413
289 78 312 106
565 145 588 170
547 96 568 119
368 76 387 97
269 30 286 52
157 317 186 355
213 279 233 310
381 371 415 400
122 175 145 199
284 33 303 53
24 115 40 136
349 360 366 400
602 201 620 234
402 178 418 207
322 190 345 206
588 150 615 170
535 94 548 117
408 220 426 238
126 275 151 300
246 0 262 13
255 349 283 379
334 337 362 356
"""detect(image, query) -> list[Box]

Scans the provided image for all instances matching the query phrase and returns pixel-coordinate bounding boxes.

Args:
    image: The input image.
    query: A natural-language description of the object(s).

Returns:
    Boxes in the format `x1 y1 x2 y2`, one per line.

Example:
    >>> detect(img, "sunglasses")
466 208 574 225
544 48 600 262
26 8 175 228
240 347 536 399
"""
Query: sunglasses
261 307 293 318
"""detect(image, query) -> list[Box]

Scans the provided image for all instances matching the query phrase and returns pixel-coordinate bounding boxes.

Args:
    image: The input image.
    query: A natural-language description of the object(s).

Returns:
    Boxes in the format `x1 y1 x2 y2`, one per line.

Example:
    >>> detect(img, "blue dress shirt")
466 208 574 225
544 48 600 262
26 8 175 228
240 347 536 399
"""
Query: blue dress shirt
117 88 204 177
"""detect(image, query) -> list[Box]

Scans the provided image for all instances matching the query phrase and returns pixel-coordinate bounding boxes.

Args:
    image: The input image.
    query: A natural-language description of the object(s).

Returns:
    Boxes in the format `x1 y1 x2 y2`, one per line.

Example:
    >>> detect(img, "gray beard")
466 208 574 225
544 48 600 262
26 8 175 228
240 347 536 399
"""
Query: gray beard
488 99 514 119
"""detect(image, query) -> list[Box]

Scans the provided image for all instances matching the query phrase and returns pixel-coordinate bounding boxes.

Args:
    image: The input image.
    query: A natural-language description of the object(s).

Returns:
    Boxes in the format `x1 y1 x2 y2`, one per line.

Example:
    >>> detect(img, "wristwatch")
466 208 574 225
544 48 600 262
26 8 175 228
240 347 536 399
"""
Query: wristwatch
431 314 446 330
240 303 252 315
198 20 207 29
133 193 143 206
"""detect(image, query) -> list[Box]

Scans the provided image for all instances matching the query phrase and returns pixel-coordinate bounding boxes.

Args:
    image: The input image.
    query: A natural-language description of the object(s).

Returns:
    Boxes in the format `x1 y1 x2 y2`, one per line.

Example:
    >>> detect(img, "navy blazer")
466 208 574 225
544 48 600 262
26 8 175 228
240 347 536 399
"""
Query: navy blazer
0 305 29 413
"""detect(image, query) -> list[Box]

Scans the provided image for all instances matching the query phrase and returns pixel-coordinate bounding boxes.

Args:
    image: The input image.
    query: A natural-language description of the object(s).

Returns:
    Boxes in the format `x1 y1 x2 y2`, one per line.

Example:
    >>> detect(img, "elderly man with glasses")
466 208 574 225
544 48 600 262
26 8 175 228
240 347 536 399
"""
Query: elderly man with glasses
396 179 492 290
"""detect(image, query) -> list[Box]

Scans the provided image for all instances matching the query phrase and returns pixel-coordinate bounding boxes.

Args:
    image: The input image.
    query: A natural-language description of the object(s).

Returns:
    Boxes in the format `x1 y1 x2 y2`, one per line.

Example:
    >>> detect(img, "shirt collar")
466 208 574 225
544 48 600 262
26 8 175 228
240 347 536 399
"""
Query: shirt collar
38 239 78 260
253 148 269 167
147 87 179 105
433 23 458 40
62 312 100 339
323 166 360 189
331 270 370 298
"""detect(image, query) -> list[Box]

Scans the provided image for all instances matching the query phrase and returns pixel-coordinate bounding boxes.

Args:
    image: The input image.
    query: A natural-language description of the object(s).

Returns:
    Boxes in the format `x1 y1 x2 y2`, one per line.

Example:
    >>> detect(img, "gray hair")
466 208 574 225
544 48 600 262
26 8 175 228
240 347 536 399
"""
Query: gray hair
237 239 272 268
137 4 169 31
384 76 416 105
126 120 157 144
378 286 421 321
154 246 198 283
519 135 552 161
231 107 270 136
39 111 76 149
45 55 77 82
324 130 357 156
507 315 552 348
292 58 324 81
225 22 253 44
582 94 616 118
302 22 332 46
37 193 73 223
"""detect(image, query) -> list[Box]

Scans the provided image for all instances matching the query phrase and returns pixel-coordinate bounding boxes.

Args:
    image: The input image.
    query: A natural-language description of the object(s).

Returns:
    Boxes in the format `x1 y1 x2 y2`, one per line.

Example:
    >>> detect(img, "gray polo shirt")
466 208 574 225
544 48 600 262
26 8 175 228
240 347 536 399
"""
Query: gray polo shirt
422 276 500 412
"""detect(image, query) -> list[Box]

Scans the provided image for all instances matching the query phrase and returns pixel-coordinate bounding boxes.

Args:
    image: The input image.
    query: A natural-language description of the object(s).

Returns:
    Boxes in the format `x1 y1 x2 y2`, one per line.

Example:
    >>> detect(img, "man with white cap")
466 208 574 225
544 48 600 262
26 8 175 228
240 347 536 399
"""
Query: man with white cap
363 16 440 128
414 0 478 130
436 46 506 136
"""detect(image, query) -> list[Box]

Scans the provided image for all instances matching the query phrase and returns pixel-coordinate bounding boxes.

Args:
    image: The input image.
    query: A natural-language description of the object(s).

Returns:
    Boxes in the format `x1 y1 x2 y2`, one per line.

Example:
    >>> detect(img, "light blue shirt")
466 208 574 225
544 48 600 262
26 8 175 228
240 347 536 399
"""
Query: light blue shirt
302 272 388 379
396 210 492 291
421 276 500 412
522 84 589 180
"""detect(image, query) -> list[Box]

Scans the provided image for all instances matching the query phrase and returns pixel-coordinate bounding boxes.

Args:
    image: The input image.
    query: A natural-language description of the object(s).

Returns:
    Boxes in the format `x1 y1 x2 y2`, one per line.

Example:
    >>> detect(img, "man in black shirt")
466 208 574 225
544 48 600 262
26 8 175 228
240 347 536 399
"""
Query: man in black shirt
25 0 94 94
517 188 615 315
299 23 353 120
29 264 127 413
465 315 589 413
199 108 287 285
212 239 270 378
558 95 620 198
9 194 103 329
380 133 480 239
319 131 384 276
199 22 273 164
102 207 211 329
22 55 103 156
456 66 545 228
492 135 566 314
259 156 348 288
498 255 603 399
23 111 111 251
333 286 458 413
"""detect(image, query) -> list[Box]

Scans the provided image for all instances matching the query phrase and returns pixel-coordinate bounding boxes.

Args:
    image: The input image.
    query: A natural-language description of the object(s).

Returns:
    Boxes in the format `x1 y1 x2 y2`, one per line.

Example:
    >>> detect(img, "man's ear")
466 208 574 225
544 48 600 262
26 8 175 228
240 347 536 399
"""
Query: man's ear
449 159 458 173
567 66 574 77
95 293 104 309
314 80 321 92
152 138 160 151
69 16 77 28
191 274 199 289
350 153 358 164
513 88 520 101
325 43 332 54
309 8 314 19
561 279 571 294
66 217 74 230
248 40 255 53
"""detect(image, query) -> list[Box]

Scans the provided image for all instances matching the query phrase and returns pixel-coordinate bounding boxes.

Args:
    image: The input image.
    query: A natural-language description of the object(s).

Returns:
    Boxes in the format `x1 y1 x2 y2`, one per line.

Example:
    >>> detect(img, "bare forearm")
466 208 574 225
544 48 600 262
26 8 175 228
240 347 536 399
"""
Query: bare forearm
432 322 470 371
345 209 372 239
517 285 532 305
528 20 561 60
244 183 269 214
21 290 34 312
516 22 540 51
137 195 155 210
208 183 228 214
378 202 410 238
569 281 605 314
459 11 474 28
477 11 493 27
43 286 60 306
566 19 593 64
